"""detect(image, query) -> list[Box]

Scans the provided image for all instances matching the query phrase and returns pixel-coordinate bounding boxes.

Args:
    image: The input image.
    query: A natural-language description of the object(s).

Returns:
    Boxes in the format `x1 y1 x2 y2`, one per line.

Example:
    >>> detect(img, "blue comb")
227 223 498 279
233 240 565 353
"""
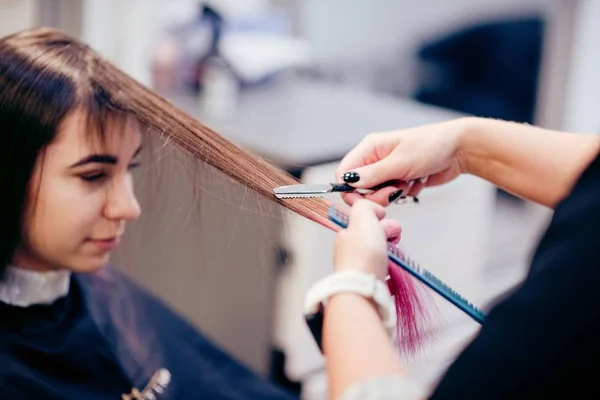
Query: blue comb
328 205 486 325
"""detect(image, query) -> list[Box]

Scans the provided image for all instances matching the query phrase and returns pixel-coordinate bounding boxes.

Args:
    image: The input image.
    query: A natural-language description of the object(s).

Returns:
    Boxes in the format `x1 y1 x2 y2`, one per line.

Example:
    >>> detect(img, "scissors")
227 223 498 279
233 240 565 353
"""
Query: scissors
273 176 429 200
272 182 379 199
273 178 427 199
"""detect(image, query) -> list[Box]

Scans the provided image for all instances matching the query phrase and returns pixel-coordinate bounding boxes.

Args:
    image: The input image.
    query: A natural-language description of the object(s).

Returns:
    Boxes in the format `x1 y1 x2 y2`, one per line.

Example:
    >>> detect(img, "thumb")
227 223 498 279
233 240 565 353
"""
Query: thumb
341 157 407 189
348 200 386 229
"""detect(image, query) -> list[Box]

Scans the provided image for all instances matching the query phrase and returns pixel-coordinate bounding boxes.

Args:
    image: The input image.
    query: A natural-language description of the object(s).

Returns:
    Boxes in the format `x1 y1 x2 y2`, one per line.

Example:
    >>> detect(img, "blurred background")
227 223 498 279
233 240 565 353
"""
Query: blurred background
2 0 599 398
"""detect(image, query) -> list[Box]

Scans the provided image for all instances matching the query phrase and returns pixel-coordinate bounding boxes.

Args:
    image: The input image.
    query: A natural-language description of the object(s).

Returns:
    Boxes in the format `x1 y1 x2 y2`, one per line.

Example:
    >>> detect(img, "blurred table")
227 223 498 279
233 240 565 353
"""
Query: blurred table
166 76 464 170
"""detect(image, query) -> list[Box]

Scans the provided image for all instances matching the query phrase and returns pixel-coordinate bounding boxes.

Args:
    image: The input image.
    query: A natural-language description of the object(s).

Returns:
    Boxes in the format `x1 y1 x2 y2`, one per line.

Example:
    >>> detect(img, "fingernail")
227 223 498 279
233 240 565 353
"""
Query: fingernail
342 171 360 183
389 190 403 203
413 196 419 203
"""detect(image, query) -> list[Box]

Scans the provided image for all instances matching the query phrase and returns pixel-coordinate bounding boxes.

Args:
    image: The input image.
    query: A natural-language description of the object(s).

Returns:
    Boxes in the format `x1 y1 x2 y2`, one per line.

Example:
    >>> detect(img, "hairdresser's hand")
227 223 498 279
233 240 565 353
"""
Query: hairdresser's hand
335 118 468 206
333 200 400 281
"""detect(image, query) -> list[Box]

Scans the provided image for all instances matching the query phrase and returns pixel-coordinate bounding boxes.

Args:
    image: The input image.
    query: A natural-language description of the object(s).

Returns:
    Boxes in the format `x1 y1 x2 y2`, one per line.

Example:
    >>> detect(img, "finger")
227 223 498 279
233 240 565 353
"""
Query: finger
362 184 411 206
389 179 421 204
341 182 413 207
407 178 424 200
336 132 395 179
339 181 405 207
380 218 402 242
338 156 410 190
339 191 364 206
336 136 378 179
348 199 386 227
422 171 452 187
404 176 429 202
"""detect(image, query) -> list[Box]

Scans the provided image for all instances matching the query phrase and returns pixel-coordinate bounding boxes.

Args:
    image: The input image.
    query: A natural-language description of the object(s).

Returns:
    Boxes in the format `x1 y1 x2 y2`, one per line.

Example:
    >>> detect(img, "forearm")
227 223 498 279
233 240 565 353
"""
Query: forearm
323 293 404 399
457 117 600 208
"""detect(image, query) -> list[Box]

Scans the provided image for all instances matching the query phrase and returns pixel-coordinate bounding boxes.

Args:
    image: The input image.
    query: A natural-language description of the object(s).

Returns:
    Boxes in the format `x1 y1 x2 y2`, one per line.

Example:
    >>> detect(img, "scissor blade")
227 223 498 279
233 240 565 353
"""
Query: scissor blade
272 184 332 199
275 193 329 199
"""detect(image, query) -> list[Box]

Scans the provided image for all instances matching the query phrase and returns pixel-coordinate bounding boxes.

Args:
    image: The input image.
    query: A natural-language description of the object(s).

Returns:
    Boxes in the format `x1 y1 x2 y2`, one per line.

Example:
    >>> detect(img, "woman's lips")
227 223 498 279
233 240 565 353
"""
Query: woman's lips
87 236 121 251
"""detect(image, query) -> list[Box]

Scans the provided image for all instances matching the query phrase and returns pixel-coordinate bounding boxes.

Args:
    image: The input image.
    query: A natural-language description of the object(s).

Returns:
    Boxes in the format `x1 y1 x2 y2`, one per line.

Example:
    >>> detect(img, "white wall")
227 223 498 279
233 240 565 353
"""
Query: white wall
296 0 555 64
0 0 39 37
560 0 600 134
81 0 161 86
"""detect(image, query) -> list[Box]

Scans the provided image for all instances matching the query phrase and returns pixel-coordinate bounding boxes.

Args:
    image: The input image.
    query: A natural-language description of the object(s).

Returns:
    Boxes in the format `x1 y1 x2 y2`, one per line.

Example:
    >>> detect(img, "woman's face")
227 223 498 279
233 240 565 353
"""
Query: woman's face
12 110 143 272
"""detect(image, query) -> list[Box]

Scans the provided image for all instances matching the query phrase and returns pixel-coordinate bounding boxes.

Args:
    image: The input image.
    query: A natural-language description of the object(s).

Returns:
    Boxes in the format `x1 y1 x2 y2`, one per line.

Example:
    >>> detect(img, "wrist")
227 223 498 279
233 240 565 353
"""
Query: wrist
328 292 378 310
335 265 387 283
453 116 487 176
304 270 397 336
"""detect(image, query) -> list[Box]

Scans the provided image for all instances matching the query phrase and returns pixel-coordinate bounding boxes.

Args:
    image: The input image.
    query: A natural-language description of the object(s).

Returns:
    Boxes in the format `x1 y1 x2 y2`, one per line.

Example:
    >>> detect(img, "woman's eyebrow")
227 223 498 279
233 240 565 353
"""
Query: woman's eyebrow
69 143 142 168
69 154 117 168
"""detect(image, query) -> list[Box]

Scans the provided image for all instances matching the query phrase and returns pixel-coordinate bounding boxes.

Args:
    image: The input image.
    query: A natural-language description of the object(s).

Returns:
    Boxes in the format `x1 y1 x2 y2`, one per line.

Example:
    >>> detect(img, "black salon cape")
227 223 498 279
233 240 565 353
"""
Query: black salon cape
429 151 600 399
0 267 297 400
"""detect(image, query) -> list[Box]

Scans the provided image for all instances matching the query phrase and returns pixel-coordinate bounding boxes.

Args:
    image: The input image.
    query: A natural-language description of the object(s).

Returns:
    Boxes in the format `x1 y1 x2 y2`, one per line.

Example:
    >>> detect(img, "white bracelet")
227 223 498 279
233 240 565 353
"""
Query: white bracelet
303 270 397 337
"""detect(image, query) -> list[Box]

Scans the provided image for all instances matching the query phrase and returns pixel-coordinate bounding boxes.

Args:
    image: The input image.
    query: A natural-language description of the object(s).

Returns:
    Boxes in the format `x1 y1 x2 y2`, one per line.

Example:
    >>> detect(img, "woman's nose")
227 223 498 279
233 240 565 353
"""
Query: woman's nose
104 177 141 221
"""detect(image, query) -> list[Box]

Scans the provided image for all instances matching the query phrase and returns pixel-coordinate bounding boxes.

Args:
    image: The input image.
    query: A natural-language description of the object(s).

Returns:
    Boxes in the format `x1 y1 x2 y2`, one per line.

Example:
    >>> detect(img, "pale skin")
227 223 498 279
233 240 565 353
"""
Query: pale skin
326 200 405 399
12 109 143 273
334 116 600 208
326 117 600 399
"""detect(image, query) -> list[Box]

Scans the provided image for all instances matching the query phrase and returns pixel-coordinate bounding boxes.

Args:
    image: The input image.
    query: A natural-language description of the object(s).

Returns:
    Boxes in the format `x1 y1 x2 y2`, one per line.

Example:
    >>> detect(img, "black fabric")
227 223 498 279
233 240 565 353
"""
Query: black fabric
430 152 600 399
0 267 297 399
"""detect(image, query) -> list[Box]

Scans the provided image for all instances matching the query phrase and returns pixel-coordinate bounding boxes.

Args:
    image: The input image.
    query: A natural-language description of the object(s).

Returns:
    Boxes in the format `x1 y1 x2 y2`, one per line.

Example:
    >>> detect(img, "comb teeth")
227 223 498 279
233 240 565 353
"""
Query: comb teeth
387 244 486 324
328 205 486 325
388 245 423 274
330 207 349 224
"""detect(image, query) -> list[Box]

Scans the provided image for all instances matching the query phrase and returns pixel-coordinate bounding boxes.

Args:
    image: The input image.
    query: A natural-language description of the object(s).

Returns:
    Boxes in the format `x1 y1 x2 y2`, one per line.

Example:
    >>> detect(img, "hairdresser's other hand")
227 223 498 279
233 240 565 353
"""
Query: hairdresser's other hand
335 118 468 206
333 200 399 281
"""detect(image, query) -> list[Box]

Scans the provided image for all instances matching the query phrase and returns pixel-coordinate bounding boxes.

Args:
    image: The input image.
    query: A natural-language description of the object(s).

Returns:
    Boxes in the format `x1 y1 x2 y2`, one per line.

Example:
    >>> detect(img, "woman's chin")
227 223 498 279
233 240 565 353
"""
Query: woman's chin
64 254 111 273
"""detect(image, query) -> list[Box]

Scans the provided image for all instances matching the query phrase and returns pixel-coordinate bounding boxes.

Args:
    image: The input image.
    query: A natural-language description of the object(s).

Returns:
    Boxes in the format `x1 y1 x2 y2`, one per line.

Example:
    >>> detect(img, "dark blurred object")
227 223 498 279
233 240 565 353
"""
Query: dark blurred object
414 17 545 124
190 4 226 92
151 4 226 94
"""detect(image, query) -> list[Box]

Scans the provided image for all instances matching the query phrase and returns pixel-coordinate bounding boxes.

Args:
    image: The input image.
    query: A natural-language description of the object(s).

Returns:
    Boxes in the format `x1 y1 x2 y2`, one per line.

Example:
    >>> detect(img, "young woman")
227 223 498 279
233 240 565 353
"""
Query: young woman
0 28 297 399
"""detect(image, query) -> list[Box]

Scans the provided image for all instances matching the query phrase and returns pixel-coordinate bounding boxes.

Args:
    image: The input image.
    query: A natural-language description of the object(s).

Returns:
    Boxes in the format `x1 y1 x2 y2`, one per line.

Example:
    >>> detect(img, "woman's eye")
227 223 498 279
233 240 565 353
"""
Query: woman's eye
128 162 141 170
81 172 107 182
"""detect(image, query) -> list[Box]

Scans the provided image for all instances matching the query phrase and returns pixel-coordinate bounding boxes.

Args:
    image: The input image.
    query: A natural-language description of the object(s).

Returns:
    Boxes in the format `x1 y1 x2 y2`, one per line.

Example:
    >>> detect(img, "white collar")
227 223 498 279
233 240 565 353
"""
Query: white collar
0 265 71 307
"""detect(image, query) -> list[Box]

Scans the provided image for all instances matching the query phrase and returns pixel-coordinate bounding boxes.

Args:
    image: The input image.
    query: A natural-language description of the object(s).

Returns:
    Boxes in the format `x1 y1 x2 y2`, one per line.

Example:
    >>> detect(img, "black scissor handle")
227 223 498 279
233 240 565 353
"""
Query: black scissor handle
330 180 407 194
